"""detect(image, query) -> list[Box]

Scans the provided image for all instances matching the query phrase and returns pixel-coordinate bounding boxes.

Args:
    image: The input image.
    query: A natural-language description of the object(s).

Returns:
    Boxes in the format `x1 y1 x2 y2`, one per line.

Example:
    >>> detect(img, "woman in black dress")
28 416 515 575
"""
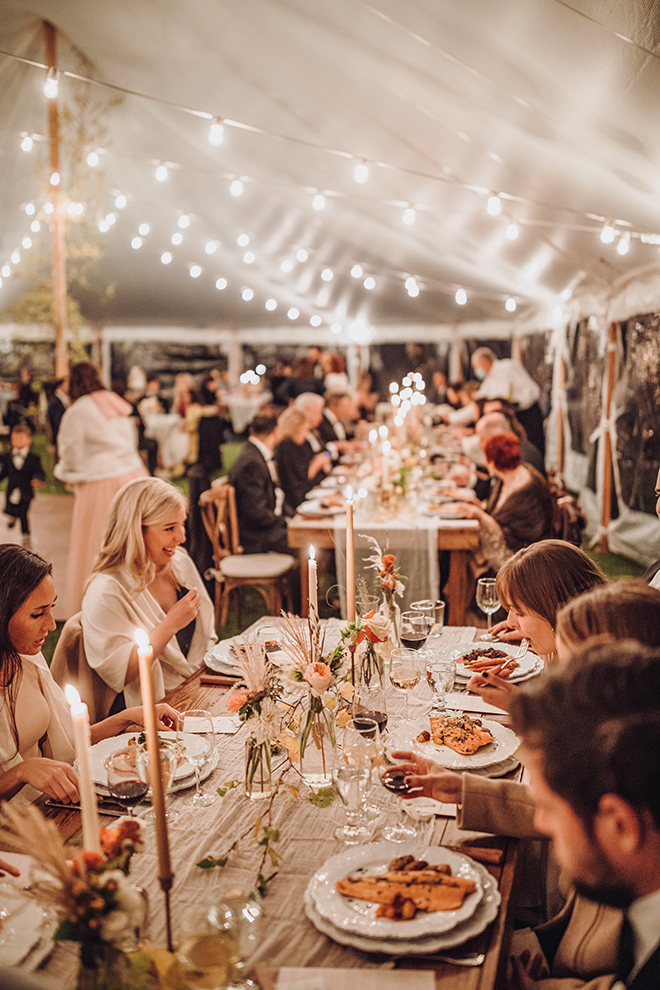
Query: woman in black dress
274 407 330 510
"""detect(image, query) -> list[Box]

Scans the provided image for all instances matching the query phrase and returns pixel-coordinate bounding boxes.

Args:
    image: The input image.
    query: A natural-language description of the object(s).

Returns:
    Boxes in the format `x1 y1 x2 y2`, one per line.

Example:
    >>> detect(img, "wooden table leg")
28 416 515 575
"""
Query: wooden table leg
445 549 470 625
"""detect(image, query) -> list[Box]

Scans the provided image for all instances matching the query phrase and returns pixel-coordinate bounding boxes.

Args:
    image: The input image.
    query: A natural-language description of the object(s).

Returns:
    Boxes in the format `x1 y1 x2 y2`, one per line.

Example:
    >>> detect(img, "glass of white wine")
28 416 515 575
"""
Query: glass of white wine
476 577 501 640
389 648 421 723
178 902 241 990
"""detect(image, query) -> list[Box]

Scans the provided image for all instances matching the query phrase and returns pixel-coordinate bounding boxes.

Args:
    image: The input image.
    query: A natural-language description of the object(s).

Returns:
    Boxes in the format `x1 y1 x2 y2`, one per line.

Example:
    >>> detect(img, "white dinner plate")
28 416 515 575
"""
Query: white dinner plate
308 842 482 939
423 505 467 519
304 855 501 954
205 638 239 674
0 885 53 968
388 717 520 770
86 732 207 785
298 499 345 516
451 642 541 682
321 474 348 487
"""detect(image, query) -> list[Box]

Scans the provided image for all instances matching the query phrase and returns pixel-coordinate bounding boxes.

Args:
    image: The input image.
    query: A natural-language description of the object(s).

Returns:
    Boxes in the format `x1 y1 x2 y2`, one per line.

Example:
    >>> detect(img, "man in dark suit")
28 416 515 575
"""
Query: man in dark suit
508 642 660 990
1 424 45 545
228 414 293 554
316 393 362 460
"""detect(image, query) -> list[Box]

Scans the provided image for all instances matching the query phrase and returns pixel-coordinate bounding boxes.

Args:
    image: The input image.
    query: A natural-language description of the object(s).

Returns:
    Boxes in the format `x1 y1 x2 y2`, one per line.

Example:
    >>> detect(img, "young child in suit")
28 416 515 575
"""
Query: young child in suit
1 424 45 546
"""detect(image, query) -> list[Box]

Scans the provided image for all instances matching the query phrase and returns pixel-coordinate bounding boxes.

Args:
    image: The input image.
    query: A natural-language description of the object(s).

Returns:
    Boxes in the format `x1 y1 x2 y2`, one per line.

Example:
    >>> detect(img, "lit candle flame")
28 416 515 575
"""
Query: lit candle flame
134 628 150 653
309 545 315 561
346 486 353 501
64 683 85 714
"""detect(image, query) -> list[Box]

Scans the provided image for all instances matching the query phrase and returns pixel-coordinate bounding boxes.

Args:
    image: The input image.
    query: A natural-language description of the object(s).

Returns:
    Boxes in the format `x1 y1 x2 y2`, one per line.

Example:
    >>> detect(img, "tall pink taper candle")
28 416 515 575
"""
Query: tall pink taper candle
64 685 101 853
308 545 318 614
346 488 355 622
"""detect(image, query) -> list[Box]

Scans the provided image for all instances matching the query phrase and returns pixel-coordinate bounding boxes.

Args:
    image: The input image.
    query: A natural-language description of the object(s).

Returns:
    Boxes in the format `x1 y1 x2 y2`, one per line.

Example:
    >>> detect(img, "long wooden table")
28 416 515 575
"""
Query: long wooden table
31 624 519 990
287 514 480 626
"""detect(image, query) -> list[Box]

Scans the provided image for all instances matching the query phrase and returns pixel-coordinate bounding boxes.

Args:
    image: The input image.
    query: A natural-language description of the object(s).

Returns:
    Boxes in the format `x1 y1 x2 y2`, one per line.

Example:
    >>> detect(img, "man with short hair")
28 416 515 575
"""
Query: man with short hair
509 641 660 989
316 392 360 454
476 411 545 476
472 347 545 456
228 414 293 554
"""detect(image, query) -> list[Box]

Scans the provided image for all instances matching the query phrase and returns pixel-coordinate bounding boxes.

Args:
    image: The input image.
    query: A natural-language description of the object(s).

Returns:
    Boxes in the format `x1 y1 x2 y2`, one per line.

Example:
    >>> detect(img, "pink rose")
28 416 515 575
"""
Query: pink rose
303 661 333 696
227 691 249 713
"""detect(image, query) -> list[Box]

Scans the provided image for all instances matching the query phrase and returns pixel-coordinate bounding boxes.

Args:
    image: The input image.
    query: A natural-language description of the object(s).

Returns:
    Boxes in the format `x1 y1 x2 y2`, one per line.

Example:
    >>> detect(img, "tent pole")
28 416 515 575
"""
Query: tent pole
511 336 521 362
44 21 68 380
555 349 565 477
594 322 618 552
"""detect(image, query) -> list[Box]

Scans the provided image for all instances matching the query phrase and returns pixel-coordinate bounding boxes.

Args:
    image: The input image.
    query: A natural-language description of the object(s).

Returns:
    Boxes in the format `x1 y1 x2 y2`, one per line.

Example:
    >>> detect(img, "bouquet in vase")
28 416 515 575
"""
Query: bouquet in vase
362 536 406 647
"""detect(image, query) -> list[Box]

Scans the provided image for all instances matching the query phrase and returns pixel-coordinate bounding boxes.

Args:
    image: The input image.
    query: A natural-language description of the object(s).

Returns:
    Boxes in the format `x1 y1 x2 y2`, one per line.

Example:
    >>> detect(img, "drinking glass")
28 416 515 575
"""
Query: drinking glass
425 650 457 716
106 753 149 817
178 901 241 990
429 600 446 639
389 648 421 723
410 599 435 639
378 763 417 842
177 710 216 808
400 611 428 651
342 714 384 822
332 762 373 845
136 740 179 825
476 577 500 640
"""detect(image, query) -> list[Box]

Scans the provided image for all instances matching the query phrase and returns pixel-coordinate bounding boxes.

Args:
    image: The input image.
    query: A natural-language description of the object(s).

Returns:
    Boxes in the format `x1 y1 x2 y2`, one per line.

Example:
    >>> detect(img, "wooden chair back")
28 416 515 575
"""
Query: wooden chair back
199 480 243 562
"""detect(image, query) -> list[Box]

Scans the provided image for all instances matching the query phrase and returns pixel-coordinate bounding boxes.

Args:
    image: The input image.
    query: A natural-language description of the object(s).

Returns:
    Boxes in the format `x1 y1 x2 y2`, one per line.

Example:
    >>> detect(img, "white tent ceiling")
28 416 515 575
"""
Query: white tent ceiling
2 0 660 339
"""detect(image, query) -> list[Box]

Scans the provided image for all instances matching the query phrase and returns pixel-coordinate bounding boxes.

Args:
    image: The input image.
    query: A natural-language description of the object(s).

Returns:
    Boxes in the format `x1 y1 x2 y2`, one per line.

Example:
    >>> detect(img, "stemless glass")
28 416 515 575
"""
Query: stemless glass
400 611 428 651
177 710 216 808
425 650 457 716
410 599 435 639
389 648 421 723
476 577 501 640
106 753 149 817
136 740 179 825
378 762 417 842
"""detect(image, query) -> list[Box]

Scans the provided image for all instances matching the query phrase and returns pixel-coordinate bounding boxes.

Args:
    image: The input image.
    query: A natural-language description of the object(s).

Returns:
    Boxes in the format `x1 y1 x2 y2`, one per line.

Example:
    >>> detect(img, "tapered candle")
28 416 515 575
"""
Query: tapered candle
382 438 391 484
64 685 101 853
308 545 318 614
345 487 355 622
135 629 172 884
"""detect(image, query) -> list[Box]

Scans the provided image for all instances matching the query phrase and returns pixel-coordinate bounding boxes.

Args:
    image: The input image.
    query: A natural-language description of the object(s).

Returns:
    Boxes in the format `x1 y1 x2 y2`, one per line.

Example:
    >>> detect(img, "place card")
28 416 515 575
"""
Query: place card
277 969 435 990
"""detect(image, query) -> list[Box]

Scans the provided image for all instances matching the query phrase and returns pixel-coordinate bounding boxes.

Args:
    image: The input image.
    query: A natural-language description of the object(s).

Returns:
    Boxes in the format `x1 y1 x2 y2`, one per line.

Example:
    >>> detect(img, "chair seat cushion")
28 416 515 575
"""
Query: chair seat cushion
219 553 296 580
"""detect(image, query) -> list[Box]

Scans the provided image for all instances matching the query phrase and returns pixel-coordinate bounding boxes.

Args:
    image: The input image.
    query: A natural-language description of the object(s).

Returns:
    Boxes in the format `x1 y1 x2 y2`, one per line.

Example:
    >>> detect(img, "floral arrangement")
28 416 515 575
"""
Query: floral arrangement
362 536 406 646
339 603 390 688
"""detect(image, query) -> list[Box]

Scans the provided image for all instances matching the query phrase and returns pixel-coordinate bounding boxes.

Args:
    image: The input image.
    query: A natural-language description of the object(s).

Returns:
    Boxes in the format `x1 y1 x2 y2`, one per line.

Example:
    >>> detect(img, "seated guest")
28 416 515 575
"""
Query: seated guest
475 411 545 476
82 477 216 708
317 392 360 452
458 433 554 571
274 407 331 510
227 414 293 554
293 392 326 455
643 465 660 589
138 375 170 417
0 544 179 804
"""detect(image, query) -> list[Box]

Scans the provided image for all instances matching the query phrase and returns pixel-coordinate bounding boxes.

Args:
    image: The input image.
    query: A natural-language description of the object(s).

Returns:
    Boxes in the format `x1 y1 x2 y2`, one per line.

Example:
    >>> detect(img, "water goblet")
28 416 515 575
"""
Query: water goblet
389 648 421 724
332 761 373 845
177 710 216 808
400 611 428 651
476 577 501 640
378 762 417 842
425 650 457 716
136 739 179 825
106 753 149 817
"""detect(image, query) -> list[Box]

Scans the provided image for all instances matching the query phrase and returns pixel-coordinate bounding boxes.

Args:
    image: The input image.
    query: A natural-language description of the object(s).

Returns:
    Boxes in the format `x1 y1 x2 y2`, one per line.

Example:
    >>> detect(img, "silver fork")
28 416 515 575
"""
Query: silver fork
498 638 529 676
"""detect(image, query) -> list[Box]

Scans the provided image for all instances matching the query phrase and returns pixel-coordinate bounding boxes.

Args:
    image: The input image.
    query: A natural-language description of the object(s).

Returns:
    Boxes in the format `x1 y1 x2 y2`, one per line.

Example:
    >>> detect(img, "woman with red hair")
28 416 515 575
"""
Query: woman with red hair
458 432 554 570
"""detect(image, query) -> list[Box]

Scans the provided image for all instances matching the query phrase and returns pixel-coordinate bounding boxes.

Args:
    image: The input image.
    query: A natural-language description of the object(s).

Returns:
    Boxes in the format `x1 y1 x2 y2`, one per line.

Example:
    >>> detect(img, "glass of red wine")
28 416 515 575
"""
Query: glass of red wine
106 753 149 817
400 611 429 651
378 764 417 842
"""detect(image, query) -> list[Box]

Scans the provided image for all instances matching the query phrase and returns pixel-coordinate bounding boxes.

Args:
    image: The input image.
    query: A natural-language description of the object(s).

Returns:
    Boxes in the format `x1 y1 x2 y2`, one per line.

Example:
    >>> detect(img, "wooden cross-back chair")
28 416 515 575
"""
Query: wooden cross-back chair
199 479 296 626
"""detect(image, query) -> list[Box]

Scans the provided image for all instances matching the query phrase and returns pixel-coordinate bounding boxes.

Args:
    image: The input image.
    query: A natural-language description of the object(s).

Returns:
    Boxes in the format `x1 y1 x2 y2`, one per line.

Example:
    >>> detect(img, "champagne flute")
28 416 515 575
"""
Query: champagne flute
400 611 428 651
106 754 149 817
378 762 417 842
476 577 500 640
136 740 179 825
389 648 421 723
177 710 216 808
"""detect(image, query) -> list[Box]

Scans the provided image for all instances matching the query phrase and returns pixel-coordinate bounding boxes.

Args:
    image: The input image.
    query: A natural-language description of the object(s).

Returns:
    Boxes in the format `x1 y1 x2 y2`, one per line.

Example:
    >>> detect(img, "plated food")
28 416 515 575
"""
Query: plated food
451 642 542 684
416 714 495 756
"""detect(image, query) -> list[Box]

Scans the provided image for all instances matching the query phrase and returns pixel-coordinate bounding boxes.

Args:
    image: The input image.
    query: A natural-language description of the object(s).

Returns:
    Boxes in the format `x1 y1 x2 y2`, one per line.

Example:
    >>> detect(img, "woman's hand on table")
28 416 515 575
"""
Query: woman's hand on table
466 672 517 712
389 750 463 804
456 500 490 523
121 703 180 732
20 758 81 803
489 619 522 643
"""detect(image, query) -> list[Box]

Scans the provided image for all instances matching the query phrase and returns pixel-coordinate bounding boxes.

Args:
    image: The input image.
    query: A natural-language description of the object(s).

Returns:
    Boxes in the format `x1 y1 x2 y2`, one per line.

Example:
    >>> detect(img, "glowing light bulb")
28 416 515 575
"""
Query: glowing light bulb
389 383 399 393
209 120 224 145
364 276 375 290
11 251 20 264
243 251 255 263
296 248 308 262
487 194 502 216
321 268 333 281
354 161 369 183
190 265 202 278
155 164 168 182
287 307 299 319
30 220 40 232
402 377 411 387
600 222 615 244
506 297 517 312
1 265 10 277
161 252 172 264
44 202 54 215
138 223 150 235
265 298 277 310
617 231 631 255
281 259 293 272
242 287 254 301
22 237 31 249
98 220 109 232
402 207 416 225
230 179 243 196
310 314 322 326
171 232 183 245
330 322 342 334
115 194 127 209
131 237 142 249
351 264 363 278
312 193 325 210
205 241 217 254
455 288 467 305
506 223 519 240
24 203 35 216
256 364 266 375
405 276 419 297
178 215 190 229
237 233 249 246
216 278 227 290
378 425 388 438
551 304 563 326
87 151 99 167
49 172 60 186
21 136 33 152
43 68 59 99
106 213 116 225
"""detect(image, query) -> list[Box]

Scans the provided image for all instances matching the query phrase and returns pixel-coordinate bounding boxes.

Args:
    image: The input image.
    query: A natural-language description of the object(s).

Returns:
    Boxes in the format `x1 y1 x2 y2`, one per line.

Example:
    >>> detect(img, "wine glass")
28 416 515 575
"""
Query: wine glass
136 740 179 825
429 600 446 640
332 761 373 845
389 648 421 724
410 599 435 639
400 611 428 651
342 714 384 822
476 577 500 640
425 650 456 716
178 901 241 990
378 763 417 842
177 710 216 808
106 753 149 817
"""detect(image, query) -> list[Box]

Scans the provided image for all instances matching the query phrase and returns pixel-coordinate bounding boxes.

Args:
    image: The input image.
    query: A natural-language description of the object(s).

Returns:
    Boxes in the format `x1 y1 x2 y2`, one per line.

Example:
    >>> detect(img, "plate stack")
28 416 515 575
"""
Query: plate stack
0 854 57 970
305 841 501 954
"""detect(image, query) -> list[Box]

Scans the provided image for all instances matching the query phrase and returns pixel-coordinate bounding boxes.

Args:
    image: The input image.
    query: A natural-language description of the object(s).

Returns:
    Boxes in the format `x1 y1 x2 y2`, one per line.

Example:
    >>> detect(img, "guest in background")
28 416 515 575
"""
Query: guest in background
472 347 545 456
275 356 324 404
138 376 170 417
317 392 360 452
0 425 45 547
473 410 545 477
275 407 331 509
319 351 349 394
46 377 69 448
228 414 293 554
82 478 215 709
54 362 147 615
172 372 193 417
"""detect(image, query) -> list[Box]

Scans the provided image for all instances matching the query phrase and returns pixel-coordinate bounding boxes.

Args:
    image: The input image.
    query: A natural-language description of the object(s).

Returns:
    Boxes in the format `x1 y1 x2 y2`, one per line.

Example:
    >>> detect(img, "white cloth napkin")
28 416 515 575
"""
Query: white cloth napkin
278 969 435 990
401 796 457 821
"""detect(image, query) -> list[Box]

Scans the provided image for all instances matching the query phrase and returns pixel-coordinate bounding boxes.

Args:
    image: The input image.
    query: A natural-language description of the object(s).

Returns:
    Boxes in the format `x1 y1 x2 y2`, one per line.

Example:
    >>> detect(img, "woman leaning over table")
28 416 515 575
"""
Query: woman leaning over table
0 544 179 805
82 477 216 711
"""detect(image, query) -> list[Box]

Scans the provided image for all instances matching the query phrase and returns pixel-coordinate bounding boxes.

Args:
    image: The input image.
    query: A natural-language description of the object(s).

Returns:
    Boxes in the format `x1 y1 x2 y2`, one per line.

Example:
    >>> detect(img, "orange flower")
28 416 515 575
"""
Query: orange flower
381 554 397 573
227 691 249 713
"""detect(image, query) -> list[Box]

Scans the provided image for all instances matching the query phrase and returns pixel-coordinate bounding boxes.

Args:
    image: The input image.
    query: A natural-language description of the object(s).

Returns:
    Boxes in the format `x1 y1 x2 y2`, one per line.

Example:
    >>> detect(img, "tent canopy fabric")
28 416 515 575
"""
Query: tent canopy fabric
3 0 660 336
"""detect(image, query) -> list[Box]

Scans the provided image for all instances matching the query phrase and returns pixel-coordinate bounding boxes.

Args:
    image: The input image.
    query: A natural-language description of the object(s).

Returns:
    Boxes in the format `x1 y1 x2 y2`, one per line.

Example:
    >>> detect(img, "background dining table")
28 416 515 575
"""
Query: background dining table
26 622 523 990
